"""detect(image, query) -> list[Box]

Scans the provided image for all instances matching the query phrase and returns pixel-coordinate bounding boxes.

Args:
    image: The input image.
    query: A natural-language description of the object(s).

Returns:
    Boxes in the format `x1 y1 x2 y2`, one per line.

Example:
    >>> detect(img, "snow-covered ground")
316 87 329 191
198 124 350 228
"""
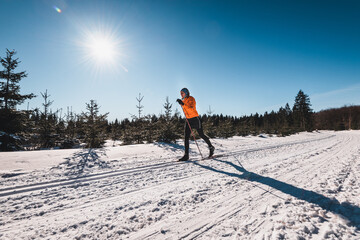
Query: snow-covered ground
0 131 359 239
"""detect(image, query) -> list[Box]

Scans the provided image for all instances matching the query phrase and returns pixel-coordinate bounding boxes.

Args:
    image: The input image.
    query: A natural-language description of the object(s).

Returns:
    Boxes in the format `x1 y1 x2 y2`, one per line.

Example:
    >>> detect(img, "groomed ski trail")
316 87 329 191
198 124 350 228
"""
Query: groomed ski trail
0 131 359 240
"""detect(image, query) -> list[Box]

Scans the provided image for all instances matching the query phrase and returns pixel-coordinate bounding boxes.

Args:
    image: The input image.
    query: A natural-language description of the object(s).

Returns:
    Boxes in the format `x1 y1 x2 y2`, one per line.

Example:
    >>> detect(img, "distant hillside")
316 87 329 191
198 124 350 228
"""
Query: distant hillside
315 105 360 130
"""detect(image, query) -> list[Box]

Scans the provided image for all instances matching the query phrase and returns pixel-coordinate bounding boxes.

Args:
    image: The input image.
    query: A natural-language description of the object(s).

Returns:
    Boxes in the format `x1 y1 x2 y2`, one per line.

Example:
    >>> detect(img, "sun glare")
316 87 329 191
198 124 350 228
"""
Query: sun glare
78 26 128 74
88 35 115 62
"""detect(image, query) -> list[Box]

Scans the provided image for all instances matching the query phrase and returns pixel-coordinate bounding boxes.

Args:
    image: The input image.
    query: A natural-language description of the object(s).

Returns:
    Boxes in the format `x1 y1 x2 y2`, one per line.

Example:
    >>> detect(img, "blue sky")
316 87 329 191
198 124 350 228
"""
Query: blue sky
1 0 359 120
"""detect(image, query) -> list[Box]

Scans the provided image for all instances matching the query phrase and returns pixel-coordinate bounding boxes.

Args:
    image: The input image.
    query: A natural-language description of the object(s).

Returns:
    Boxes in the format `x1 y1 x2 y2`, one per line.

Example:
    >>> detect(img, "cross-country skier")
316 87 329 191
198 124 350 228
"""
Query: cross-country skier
176 88 215 161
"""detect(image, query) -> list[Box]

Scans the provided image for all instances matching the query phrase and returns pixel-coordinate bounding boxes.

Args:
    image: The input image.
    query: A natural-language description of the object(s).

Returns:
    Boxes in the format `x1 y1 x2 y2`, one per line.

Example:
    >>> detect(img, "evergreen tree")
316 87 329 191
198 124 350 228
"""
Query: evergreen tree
206 106 214 115
0 109 24 151
21 106 36 149
263 111 271 133
136 93 144 119
247 114 257 136
202 114 217 138
62 107 77 148
0 49 35 109
0 49 35 151
39 90 56 148
292 90 313 131
130 93 146 144
157 97 178 143
277 107 287 135
265 111 277 134
276 105 295 136
54 108 67 148
217 117 235 138
120 118 134 145
82 100 109 148
284 103 293 127
143 114 157 143
110 118 121 146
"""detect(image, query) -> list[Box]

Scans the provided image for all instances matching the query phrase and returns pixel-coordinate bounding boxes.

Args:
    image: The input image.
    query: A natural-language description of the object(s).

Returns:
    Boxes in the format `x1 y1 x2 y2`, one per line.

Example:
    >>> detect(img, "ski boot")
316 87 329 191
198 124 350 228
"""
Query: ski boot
209 145 215 158
178 154 189 161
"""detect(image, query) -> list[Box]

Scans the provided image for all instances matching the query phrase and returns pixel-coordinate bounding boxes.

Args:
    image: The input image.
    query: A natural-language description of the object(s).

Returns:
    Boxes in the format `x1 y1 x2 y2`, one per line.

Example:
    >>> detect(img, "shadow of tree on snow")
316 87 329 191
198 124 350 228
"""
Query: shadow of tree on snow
62 148 109 175
193 158 360 230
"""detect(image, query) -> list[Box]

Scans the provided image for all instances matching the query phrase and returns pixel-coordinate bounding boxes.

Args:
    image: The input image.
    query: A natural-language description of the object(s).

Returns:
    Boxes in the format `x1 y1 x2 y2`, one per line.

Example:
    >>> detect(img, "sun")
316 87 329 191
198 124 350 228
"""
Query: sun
86 33 116 63
77 26 128 74
88 35 116 62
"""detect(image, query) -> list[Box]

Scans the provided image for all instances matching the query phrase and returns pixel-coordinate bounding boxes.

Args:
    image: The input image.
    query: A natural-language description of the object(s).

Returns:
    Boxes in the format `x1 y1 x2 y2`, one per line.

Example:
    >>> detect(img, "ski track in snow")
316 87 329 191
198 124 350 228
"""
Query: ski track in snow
0 131 359 239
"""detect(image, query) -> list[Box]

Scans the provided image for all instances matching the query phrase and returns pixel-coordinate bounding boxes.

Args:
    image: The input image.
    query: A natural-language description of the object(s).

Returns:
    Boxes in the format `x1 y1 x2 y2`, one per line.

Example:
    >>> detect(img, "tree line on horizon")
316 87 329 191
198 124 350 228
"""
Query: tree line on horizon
1 49 359 151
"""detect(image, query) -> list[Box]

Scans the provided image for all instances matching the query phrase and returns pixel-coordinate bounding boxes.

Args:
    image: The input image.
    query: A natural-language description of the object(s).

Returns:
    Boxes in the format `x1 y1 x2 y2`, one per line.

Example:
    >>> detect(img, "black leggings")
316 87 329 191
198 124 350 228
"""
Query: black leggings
184 117 212 155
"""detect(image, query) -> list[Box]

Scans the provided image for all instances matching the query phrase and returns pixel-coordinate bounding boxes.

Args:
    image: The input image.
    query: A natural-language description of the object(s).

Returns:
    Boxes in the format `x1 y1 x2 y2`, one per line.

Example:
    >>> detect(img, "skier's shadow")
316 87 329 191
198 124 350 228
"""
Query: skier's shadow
193 158 360 230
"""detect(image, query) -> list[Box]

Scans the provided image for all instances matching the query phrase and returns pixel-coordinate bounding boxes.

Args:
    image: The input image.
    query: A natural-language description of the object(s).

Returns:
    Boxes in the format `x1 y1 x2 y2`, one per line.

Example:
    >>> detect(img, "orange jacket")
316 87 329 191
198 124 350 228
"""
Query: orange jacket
182 96 199 119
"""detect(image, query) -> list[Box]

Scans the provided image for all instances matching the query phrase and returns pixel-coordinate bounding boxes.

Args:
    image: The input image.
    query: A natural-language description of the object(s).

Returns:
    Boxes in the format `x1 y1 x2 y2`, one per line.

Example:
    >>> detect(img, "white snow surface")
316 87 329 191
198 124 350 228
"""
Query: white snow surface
0 131 359 239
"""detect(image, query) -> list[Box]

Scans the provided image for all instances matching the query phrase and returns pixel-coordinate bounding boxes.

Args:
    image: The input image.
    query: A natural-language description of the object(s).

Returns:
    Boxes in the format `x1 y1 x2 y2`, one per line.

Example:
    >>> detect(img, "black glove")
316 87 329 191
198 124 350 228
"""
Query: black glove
176 99 184 105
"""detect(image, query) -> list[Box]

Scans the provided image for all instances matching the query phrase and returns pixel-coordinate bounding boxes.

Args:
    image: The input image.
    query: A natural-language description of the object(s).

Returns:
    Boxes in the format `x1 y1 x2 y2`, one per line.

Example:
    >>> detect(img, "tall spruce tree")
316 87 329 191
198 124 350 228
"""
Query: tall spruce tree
0 49 35 109
292 90 313 131
0 49 35 151
82 100 108 148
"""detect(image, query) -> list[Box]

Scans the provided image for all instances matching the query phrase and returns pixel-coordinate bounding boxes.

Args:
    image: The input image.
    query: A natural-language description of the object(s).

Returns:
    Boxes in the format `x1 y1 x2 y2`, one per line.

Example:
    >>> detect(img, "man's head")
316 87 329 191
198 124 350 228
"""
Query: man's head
180 88 189 99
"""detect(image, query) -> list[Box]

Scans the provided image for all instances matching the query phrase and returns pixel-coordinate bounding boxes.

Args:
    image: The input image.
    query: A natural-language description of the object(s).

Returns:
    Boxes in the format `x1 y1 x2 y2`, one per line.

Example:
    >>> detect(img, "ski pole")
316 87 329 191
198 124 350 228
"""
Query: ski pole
232 155 244 169
181 106 204 159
